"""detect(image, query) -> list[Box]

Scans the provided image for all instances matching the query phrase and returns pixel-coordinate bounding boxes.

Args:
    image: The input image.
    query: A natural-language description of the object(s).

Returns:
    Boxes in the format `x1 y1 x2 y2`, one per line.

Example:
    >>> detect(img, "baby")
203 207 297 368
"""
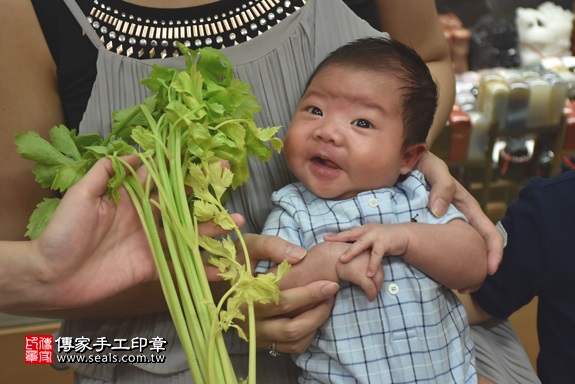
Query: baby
258 37 486 383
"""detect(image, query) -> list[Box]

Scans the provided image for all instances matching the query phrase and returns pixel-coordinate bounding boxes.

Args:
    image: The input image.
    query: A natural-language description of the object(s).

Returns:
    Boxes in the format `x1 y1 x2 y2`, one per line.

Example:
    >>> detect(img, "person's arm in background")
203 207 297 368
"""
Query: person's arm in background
377 0 455 145
457 171 568 324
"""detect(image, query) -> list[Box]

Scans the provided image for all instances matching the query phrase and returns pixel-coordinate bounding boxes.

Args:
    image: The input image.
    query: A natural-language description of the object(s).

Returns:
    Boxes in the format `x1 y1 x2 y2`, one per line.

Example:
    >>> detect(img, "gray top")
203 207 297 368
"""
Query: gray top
56 0 387 381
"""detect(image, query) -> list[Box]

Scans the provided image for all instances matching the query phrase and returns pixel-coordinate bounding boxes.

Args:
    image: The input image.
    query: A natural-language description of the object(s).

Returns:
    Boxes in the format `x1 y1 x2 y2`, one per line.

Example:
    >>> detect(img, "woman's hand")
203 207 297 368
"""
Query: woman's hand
238 235 339 354
419 151 504 277
250 280 339 354
449 177 504 279
17 156 155 310
9 157 242 312
418 151 456 218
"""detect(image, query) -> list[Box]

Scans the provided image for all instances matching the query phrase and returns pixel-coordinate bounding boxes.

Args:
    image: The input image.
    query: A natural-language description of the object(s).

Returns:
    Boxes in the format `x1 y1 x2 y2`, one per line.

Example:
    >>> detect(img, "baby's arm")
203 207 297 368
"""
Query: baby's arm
326 219 487 290
267 241 384 301
260 192 384 301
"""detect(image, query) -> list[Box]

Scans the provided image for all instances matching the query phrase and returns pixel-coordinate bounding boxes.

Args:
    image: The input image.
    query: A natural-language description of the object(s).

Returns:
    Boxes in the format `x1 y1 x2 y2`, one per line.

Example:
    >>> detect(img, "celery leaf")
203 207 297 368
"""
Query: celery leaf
25 197 61 240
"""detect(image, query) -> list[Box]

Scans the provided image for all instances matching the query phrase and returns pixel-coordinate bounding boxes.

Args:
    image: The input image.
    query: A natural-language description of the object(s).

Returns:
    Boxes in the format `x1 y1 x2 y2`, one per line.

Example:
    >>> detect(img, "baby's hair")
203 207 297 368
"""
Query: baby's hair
305 37 438 148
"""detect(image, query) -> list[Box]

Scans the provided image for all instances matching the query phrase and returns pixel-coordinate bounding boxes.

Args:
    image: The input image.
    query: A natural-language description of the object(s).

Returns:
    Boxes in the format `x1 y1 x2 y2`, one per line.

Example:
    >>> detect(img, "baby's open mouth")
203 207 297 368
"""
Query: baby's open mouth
312 156 340 170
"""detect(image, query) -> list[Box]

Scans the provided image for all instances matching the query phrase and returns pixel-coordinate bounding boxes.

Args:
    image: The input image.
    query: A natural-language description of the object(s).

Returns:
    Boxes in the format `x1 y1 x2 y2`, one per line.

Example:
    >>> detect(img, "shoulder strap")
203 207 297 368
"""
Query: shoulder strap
62 0 102 48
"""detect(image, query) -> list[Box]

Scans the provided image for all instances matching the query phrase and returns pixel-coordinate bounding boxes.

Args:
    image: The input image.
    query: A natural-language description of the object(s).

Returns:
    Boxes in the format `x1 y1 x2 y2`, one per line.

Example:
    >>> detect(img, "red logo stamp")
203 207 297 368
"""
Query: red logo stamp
25 334 54 364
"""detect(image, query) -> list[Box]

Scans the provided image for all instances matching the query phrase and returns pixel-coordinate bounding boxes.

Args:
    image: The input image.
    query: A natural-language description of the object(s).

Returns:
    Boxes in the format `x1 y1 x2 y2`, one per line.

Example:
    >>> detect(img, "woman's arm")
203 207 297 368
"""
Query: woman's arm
377 0 455 145
0 0 63 242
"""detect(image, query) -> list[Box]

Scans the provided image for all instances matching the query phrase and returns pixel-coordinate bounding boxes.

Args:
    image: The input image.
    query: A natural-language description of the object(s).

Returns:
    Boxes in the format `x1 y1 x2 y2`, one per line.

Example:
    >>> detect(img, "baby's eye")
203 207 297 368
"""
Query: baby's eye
352 119 372 129
306 106 323 116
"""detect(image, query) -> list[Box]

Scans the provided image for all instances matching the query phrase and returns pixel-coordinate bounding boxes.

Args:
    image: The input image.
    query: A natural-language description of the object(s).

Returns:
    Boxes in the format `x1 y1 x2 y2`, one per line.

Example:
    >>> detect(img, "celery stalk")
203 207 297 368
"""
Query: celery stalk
17 45 287 384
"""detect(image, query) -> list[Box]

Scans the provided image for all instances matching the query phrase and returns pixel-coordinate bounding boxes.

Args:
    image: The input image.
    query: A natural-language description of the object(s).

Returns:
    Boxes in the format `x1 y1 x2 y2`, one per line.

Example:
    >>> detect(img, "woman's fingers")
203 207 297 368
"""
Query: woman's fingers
236 281 338 353
70 156 139 198
451 179 503 275
197 213 245 237
253 280 339 318
418 151 456 218
255 294 335 354
484 228 504 275
242 233 307 265
324 227 364 243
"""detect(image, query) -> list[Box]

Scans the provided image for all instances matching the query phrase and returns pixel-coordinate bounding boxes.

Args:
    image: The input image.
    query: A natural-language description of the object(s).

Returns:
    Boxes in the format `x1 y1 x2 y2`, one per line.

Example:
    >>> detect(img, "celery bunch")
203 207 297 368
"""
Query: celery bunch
15 45 288 383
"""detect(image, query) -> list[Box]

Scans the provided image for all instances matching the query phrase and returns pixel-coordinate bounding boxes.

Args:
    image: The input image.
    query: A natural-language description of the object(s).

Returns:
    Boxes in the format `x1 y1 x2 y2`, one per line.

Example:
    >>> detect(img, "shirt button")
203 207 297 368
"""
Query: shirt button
388 283 399 295
367 197 379 208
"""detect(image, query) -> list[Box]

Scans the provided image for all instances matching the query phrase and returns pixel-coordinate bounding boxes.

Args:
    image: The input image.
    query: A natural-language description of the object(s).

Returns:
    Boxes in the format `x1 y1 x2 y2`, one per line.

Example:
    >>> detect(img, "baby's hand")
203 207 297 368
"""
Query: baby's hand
325 223 408 278
335 253 384 301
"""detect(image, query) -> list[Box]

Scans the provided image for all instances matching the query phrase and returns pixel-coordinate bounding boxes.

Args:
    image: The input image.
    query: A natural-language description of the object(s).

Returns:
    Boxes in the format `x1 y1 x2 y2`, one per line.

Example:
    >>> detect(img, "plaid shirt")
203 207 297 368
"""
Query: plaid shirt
260 171 477 383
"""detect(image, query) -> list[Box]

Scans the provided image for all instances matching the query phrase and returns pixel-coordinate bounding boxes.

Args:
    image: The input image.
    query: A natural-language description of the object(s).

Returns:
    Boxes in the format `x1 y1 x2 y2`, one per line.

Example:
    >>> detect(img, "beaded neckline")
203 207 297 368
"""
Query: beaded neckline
85 0 307 59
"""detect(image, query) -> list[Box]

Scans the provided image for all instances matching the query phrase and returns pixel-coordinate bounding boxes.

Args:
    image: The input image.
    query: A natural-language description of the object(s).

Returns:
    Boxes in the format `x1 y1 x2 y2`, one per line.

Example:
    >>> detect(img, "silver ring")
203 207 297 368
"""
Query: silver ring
268 341 280 357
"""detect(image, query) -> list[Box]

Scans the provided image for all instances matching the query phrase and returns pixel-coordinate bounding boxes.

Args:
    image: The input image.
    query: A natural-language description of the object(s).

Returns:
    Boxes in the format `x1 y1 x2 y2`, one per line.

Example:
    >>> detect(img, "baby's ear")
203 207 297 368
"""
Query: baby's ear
399 143 428 175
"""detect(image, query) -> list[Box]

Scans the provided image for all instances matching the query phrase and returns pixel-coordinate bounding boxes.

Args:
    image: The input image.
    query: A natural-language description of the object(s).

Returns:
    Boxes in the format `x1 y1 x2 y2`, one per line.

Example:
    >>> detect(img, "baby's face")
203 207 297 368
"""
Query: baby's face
285 66 412 200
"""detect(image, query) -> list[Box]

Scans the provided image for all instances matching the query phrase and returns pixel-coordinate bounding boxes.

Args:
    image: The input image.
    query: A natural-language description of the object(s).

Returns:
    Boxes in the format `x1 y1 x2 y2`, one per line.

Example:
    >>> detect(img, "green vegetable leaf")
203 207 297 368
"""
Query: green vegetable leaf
131 126 158 152
49 125 82 161
207 162 233 201
200 236 235 261
186 163 220 205
193 200 218 222
251 125 281 142
74 133 104 149
227 79 262 117
83 145 111 157
187 123 213 148
15 131 75 166
219 122 246 151
165 100 195 127
218 307 245 332
213 211 236 231
141 66 176 112
108 156 127 203
51 160 89 193
270 137 284 153
31 164 59 189
173 70 203 104
194 47 233 87
25 197 61 239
